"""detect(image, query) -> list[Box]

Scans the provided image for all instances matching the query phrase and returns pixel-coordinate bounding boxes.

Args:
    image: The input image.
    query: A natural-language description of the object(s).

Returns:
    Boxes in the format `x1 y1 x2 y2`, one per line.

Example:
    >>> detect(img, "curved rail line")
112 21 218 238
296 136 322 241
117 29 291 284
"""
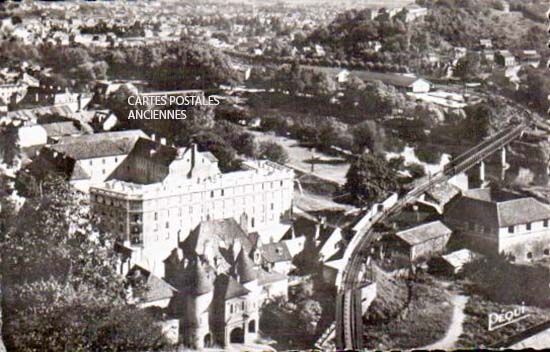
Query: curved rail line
335 121 531 350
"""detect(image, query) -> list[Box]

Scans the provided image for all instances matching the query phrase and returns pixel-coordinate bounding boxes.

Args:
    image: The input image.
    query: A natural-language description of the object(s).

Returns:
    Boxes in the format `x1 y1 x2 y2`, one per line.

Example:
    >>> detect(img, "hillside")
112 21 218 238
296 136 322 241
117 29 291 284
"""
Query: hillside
302 0 547 70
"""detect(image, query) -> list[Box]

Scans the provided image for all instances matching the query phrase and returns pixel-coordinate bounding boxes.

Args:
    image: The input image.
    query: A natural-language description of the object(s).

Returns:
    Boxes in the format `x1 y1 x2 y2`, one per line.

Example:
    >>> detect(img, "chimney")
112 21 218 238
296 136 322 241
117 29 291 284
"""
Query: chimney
191 143 197 169
314 222 321 241
77 93 82 112
240 212 249 233
160 137 166 145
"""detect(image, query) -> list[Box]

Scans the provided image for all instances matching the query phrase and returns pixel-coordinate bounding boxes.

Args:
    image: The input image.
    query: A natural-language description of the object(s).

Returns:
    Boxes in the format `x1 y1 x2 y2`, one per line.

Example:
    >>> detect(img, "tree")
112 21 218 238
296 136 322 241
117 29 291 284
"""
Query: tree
463 103 494 141
0 175 168 351
193 131 240 172
351 121 380 154
454 52 481 80
345 153 399 206
0 122 19 168
5 280 167 352
258 141 289 165
406 162 426 179
297 299 322 334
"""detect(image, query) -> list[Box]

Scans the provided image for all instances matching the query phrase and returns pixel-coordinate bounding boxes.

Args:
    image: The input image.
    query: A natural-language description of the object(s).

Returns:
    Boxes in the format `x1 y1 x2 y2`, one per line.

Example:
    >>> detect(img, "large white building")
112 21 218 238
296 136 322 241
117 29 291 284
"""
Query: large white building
90 139 294 276
445 188 550 262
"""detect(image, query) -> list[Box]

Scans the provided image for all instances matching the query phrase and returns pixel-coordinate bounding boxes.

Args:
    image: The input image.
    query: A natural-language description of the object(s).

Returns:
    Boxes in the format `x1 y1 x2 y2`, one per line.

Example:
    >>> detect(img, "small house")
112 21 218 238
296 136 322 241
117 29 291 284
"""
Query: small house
384 221 452 266
518 50 541 68
436 248 480 275
496 50 516 67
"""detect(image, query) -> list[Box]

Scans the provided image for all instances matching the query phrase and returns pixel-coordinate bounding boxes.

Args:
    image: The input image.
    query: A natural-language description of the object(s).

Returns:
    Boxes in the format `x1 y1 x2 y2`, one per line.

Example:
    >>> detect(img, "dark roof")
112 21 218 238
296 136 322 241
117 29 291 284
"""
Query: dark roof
395 221 452 246
41 121 83 137
182 219 253 267
49 130 146 160
445 189 550 228
215 274 250 300
127 265 177 302
290 215 338 248
28 146 90 181
261 242 292 263
235 248 257 283
107 138 178 184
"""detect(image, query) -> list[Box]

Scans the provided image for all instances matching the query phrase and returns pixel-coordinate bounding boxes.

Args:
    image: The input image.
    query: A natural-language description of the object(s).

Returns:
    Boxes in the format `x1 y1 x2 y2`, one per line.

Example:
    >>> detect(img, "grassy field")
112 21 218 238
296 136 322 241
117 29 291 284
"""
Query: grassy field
249 130 351 186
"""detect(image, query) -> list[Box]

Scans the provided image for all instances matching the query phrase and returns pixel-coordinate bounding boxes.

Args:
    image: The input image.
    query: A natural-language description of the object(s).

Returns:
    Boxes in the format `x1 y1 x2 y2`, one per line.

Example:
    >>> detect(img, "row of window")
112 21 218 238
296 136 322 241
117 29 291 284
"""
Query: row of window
507 220 549 234
228 300 256 314
88 157 118 166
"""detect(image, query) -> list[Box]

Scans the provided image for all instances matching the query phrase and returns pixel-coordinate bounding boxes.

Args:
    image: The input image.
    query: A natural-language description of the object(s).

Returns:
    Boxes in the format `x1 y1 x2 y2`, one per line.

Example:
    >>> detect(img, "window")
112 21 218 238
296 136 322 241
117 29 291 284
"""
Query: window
526 223 532 231
221 189 224 197
89 160 93 166
251 217 255 228
242 301 245 310
154 212 158 221
102 159 106 165
280 180 283 187
508 226 514 234
271 203 274 210
115 157 118 162
527 252 533 260
544 220 549 228
166 221 169 229
544 249 549 256
210 191 214 198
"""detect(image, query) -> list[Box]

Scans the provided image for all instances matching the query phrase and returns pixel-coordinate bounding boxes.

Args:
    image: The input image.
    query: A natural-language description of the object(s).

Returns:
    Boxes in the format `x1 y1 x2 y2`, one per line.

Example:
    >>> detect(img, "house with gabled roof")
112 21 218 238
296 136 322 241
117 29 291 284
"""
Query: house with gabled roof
444 188 550 262
27 129 148 192
126 264 177 309
382 221 452 267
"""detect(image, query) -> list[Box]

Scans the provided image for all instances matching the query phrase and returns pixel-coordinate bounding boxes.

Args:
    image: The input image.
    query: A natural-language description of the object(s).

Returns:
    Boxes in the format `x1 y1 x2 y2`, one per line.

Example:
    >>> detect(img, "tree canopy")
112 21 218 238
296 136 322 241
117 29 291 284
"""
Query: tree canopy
345 153 399 206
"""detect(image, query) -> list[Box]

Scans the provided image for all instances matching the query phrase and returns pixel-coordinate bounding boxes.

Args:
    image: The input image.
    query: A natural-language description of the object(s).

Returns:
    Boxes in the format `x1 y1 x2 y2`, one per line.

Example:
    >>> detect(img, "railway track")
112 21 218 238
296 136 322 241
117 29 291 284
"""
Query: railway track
335 121 532 350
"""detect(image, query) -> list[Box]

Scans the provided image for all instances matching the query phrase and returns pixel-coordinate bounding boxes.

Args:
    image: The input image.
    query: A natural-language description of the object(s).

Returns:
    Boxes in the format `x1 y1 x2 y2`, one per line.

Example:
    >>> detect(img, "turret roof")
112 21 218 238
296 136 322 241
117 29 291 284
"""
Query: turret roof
235 248 257 284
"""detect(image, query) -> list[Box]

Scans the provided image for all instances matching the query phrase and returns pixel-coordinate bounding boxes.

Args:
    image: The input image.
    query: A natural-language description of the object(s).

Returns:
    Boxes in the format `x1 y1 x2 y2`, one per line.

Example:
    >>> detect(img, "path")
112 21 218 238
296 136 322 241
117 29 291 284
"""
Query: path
420 294 469 351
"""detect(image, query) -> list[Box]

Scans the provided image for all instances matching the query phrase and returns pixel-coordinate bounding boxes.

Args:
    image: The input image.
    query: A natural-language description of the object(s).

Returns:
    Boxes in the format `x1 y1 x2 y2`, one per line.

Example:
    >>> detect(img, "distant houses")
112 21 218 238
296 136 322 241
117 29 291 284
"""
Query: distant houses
302 66 432 93
496 50 516 67
350 71 431 93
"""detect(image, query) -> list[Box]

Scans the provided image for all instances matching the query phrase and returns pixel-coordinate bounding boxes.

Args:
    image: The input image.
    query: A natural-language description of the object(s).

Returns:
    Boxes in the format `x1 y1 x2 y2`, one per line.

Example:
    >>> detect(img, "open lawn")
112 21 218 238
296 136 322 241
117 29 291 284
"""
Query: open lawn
249 130 350 186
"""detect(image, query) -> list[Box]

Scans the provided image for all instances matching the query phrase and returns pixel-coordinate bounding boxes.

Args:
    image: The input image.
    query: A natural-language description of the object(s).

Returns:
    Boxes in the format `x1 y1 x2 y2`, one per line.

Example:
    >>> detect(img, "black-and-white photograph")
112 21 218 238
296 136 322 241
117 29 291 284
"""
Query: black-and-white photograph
1 0 550 350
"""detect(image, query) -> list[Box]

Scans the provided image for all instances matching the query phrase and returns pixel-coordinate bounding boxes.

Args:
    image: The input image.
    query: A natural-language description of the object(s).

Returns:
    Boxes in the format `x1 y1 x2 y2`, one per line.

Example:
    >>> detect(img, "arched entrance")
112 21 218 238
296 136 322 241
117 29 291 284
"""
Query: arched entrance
248 320 256 333
204 333 213 348
230 327 244 343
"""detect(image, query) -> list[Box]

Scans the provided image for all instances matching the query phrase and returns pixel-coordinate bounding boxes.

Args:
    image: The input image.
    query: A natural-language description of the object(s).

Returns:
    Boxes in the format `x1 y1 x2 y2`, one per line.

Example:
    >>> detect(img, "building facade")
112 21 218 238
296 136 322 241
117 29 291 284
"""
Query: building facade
444 188 550 262
90 141 294 275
